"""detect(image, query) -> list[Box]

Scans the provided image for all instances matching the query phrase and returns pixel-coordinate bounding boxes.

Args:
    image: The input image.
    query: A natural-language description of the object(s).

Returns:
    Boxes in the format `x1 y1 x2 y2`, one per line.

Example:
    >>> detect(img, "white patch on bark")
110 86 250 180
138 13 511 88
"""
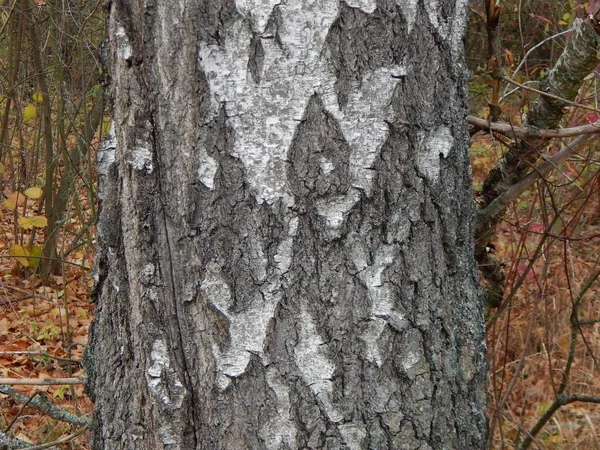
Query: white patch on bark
338 423 367 450
294 302 342 422
316 189 360 232
402 350 420 372
418 126 454 182
321 66 401 196
202 219 297 389
398 0 419 34
260 368 298 449
129 138 154 173
399 329 427 380
114 23 131 62
146 339 187 447
97 123 116 201
451 0 469 63
424 0 450 37
201 270 276 389
320 156 335 175
147 339 185 407
343 0 376 13
198 2 399 204
197 149 217 189
347 236 408 366
360 245 397 366
362 317 387 366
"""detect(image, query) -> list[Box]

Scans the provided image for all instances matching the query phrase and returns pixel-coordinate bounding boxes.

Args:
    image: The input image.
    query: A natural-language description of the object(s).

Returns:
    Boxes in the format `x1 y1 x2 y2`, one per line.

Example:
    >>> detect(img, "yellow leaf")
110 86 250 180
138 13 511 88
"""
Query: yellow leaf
32 92 43 102
9 244 30 267
24 187 42 199
562 12 570 21
18 217 33 230
29 215 47 227
75 307 88 319
28 245 41 268
0 162 4 174
23 104 37 122
101 118 110 134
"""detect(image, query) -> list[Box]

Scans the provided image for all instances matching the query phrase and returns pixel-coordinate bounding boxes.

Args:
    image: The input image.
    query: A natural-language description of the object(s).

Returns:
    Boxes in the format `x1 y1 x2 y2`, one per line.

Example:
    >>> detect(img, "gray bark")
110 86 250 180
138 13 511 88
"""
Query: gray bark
86 0 487 448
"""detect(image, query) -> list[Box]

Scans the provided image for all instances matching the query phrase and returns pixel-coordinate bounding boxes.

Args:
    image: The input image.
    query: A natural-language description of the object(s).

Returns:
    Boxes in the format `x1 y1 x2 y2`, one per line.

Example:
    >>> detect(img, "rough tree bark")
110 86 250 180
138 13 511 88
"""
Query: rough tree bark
86 0 487 448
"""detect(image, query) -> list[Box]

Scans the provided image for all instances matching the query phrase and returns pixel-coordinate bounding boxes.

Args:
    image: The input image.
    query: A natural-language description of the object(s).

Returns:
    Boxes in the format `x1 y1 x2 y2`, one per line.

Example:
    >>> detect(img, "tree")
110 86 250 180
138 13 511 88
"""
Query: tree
86 0 487 448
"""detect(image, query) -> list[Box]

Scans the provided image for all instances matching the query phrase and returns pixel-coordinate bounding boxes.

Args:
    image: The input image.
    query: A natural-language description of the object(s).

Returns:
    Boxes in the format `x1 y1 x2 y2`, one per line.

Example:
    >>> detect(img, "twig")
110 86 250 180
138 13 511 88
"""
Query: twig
518 264 600 449
0 378 83 385
503 28 572 99
481 134 596 220
578 317 600 325
467 115 600 139
502 75 600 114
16 424 88 450
5 391 40 432
0 351 81 365
519 395 600 450
0 384 89 425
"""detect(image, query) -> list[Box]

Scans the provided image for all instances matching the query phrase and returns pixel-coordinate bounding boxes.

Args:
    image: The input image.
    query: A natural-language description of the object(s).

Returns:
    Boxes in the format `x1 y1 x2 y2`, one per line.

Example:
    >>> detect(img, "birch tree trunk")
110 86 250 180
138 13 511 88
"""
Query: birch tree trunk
86 0 487 448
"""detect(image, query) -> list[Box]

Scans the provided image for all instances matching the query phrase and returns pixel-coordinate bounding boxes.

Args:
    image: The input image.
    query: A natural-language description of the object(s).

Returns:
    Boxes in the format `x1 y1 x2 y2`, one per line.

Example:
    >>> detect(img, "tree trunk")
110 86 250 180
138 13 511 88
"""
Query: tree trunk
86 0 487 448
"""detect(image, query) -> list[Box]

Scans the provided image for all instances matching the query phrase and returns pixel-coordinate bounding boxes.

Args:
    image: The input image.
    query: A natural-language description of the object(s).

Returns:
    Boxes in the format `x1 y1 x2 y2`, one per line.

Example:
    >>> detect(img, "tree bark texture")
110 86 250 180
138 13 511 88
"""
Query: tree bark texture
87 0 487 448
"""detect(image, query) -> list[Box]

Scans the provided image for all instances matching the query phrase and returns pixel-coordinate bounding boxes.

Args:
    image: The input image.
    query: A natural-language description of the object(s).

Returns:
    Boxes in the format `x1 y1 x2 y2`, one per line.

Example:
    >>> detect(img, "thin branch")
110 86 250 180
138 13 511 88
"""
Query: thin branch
481 134 595 220
502 75 600 114
5 391 41 433
0 351 81 365
578 317 600 325
503 28 572 99
519 394 600 450
467 115 600 139
0 377 84 385
0 384 89 426
15 424 88 450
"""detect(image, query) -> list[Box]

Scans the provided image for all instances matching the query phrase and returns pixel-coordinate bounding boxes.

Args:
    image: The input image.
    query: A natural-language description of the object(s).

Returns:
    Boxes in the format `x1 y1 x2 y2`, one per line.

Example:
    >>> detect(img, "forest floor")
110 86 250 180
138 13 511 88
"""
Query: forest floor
0 188 94 447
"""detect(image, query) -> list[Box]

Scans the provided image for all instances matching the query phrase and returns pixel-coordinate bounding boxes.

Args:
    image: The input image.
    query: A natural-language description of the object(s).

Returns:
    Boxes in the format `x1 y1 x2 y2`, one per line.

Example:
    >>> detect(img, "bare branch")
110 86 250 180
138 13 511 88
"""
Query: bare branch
0 352 82 365
0 378 84 385
468 115 600 139
480 134 595 221
501 75 600 114
14 425 89 450
0 384 89 425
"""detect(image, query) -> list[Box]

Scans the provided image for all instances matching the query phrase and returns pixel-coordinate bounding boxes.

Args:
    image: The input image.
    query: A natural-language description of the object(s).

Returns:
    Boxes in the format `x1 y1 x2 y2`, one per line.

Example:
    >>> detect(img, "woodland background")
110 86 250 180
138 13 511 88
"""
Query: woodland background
0 0 599 448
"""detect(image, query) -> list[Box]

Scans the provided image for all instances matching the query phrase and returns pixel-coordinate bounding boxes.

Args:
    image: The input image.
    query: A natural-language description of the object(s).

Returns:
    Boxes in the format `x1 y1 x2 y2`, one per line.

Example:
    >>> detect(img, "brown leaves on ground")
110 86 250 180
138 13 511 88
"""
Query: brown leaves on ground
0 197 93 449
